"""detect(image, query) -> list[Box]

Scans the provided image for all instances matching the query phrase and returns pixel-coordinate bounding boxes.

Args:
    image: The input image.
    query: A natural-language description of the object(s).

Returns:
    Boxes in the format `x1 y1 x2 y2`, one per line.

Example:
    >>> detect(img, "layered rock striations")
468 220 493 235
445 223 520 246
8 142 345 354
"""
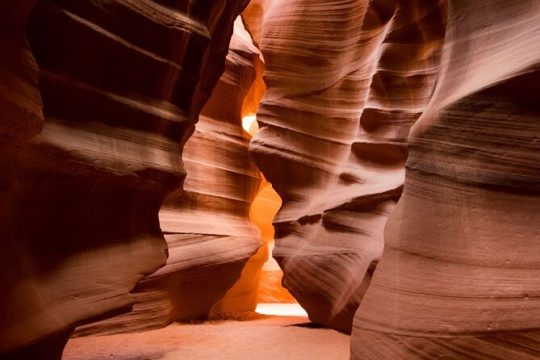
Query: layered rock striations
242 0 272 45
0 0 247 357
249 0 446 332
0 1 42 153
168 20 265 318
0 1 48 357
352 0 540 358
75 18 265 335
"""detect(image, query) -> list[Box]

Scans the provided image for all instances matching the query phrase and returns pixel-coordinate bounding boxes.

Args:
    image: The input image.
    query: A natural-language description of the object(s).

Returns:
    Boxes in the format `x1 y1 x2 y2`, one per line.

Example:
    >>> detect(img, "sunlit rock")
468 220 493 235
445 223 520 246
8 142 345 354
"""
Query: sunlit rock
249 0 446 332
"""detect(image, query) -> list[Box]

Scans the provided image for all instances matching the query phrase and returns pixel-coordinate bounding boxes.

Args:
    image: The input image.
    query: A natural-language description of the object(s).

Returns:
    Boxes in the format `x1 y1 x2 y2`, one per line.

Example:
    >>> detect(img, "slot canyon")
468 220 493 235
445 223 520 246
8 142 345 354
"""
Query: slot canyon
0 0 539 359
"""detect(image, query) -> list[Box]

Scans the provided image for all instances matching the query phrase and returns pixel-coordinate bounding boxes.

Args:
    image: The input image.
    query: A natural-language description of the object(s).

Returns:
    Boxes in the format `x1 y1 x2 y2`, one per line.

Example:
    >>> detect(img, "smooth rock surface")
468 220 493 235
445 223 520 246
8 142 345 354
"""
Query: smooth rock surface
352 0 540 358
74 18 265 336
249 0 446 332
0 0 247 357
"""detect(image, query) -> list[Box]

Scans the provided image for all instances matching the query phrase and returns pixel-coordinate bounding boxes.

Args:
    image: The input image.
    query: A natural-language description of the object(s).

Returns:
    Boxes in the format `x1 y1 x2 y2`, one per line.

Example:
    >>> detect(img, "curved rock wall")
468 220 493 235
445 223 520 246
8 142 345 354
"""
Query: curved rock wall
0 1 50 358
0 0 247 357
352 0 540 358
169 20 265 319
0 1 42 151
249 0 446 332
3 0 538 357
74 18 264 335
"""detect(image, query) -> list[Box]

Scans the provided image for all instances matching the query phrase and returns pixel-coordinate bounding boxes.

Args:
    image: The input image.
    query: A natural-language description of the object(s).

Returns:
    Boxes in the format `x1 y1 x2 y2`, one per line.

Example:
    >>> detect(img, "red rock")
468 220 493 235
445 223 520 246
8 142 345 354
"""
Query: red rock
74 19 266 335
2 0 539 358
352 0 540 358
0 0 248 357
249 0 445 332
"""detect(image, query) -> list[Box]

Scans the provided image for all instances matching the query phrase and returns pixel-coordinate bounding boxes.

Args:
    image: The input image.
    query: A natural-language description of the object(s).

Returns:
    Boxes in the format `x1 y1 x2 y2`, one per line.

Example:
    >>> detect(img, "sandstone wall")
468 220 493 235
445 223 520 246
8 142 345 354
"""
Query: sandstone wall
0 0 247 357
75 19 265 335
249 0 446 332
352 0 540 358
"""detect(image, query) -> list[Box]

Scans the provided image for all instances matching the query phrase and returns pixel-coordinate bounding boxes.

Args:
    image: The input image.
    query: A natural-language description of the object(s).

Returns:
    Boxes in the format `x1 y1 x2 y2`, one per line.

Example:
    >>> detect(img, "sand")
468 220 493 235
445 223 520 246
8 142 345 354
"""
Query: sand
62 311 350 360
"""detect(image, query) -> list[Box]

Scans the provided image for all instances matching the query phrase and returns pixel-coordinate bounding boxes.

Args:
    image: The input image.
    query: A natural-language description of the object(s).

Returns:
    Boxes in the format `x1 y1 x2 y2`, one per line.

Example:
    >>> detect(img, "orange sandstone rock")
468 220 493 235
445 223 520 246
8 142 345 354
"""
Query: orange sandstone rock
352 0 540 358
74 18 265 335
249 0 446 332
0 0 248 357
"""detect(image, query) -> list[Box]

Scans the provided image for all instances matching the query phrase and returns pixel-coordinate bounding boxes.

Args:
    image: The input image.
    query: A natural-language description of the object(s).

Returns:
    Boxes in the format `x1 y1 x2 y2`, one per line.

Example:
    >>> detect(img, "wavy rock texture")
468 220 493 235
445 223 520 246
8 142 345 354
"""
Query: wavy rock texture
0 1 51 358
251 181 297 304
352 0 540 358
0 1 42 150
249 0 445 332
155 17 266 322
0 0 247 358
74 18 264 336
242 0 272 45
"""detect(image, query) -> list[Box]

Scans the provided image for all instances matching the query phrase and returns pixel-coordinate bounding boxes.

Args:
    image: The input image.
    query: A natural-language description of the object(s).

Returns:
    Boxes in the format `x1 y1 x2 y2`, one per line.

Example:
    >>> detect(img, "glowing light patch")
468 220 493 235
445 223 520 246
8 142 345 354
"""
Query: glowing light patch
242 114 259 136
255 303 308 317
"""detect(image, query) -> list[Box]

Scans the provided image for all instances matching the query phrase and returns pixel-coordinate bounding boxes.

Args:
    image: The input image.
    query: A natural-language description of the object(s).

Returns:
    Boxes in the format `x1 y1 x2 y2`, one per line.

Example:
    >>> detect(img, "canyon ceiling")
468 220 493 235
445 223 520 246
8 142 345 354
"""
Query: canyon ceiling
1 0 539 359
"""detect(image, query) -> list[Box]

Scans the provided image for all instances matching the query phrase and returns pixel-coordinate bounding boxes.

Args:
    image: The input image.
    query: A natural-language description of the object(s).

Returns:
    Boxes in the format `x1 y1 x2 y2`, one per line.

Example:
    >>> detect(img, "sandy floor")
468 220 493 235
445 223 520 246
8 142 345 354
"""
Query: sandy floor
62 310 350 360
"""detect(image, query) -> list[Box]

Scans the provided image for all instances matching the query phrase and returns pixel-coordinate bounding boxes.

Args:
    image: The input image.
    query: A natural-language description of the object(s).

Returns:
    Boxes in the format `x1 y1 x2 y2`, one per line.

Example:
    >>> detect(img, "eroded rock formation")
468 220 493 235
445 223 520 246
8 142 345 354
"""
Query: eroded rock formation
0 0 247 357
249 0 446 332
74 18 265 336
352 0 540 358
3 0 539 358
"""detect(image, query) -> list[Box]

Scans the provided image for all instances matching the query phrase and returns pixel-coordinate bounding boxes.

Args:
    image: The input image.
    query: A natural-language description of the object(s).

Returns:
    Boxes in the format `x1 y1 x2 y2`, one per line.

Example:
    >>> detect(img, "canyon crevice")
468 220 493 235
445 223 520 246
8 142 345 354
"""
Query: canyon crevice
1 0 539 359
74 18 266 335
248 0 447 332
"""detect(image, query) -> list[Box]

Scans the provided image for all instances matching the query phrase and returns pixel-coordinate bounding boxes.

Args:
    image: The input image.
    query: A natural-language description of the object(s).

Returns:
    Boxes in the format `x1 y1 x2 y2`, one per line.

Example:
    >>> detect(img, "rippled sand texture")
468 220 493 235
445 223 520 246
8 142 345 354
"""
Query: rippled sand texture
248 0 446 332
352 0 540 358
0 0 248 357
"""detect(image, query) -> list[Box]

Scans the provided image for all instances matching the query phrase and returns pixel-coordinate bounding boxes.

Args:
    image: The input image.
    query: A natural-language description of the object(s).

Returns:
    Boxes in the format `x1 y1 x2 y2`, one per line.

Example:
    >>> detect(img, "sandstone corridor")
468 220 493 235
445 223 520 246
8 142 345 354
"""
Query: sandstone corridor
1 0 539 359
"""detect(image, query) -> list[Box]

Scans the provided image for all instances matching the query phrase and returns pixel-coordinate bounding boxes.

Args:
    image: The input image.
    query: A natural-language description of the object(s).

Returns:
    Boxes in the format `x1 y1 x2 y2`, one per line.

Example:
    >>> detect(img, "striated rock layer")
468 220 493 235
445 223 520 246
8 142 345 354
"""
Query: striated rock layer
0 0 247 358
74 18 265 336
352 0 540 358
0 1 42 151
153 17 266 322
249 0 446 332
0 0 49 358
